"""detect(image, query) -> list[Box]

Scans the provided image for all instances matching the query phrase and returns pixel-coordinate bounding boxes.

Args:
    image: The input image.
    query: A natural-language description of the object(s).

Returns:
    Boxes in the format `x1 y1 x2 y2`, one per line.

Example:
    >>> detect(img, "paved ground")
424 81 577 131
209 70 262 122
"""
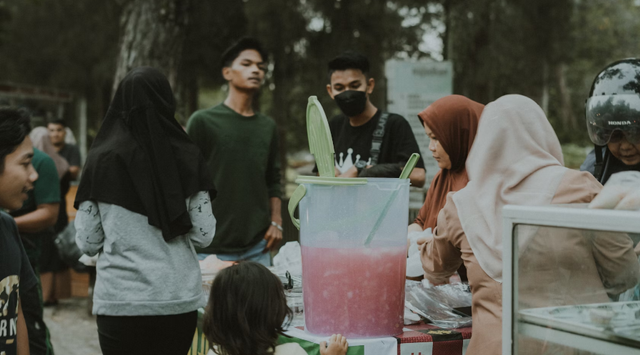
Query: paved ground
43 297 102 355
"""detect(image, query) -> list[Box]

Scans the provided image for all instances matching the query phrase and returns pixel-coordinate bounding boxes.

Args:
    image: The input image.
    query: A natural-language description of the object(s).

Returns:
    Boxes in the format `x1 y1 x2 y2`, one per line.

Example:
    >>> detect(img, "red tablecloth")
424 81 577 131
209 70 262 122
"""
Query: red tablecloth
397 323 472 355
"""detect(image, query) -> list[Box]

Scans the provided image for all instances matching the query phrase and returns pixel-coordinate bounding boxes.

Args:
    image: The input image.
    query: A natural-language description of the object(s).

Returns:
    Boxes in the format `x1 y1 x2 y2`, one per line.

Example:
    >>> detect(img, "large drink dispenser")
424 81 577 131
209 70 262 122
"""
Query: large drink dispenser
288 97 417 338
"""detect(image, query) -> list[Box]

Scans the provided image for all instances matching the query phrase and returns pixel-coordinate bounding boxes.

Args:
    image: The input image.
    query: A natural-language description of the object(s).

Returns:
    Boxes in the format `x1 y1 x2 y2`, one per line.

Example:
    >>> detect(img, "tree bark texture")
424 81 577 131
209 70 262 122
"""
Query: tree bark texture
112 0 190 95
556 63 576 131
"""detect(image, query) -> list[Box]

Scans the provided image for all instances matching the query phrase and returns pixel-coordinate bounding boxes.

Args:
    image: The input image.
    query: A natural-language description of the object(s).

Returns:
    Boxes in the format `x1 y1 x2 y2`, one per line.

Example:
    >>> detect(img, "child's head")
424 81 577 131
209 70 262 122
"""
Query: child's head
203 261 292 355
0 107 37 211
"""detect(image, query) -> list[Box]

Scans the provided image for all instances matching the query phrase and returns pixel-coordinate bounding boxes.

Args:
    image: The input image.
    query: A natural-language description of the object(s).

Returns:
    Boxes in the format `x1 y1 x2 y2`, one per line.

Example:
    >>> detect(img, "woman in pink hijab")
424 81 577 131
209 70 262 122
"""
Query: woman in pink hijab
419 95 639 355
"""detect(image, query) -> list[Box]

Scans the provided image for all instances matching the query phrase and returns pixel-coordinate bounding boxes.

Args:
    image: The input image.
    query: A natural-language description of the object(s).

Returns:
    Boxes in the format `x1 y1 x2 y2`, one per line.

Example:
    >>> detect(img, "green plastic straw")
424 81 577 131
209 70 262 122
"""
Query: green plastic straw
364 153 420 247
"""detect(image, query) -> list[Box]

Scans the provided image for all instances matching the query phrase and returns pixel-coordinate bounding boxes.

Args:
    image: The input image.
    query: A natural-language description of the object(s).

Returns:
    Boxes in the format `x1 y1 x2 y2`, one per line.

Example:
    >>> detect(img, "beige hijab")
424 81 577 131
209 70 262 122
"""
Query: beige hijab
452 95 567 283
30 126 69 179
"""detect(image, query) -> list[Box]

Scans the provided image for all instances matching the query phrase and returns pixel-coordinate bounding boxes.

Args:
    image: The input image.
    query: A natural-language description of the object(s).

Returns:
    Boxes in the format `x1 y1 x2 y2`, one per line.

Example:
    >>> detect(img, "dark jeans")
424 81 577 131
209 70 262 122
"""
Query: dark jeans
96 311 197 355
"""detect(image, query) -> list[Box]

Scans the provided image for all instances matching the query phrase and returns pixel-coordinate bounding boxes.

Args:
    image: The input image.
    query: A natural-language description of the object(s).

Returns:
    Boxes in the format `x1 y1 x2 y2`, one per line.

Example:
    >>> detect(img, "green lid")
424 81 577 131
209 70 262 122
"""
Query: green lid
295 176 368 185
307 96 335 178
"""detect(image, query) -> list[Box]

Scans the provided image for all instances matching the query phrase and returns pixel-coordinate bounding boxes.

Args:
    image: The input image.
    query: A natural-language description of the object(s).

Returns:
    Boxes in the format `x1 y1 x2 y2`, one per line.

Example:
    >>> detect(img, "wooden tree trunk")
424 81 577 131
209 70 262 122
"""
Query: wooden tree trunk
556 63 577 131
112 0 190 96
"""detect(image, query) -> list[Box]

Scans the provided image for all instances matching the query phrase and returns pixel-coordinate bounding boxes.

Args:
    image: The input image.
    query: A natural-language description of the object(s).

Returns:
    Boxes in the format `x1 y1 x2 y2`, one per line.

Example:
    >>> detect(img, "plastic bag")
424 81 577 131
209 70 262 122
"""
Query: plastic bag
589 171 640 210
54 222 90 272
405 280 472 329
406 228 432 277
271 242 305 326
272 241 303 276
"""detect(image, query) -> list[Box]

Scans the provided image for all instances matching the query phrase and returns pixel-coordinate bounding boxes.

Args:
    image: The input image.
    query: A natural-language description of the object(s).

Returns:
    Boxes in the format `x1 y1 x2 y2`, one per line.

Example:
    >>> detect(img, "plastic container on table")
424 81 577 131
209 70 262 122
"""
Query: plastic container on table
288 96 410 338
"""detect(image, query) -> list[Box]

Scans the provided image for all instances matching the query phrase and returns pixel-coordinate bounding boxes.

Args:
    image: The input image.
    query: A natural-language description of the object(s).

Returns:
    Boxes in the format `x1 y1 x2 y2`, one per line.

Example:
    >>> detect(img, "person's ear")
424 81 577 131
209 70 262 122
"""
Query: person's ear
326 84 335 100
222 67 232 81
366 78 375 94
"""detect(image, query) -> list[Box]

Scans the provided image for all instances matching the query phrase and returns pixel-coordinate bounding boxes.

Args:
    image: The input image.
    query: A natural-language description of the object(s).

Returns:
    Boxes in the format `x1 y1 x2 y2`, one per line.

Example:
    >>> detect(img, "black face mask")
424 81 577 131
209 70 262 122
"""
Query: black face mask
334 90 367 117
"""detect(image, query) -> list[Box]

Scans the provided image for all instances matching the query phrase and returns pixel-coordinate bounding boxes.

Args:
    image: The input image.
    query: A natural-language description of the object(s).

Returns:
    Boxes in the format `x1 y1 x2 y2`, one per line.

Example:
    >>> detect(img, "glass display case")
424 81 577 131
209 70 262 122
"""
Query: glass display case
502 205 640 355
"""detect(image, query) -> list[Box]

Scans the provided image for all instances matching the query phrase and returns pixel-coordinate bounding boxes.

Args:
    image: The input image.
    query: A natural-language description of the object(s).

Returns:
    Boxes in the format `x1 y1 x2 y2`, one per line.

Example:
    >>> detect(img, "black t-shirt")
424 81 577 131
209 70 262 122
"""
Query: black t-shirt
0 211 37 355
328 110 425 177
58 144 81 168
580 148 640 184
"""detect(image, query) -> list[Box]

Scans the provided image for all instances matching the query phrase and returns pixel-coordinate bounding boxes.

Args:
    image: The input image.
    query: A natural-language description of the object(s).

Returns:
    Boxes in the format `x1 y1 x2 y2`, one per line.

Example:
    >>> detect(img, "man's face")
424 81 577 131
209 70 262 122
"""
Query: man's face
608 137 640 166
326 69 374 99
0 137 38 211
47 123 66 146
222 49 266 91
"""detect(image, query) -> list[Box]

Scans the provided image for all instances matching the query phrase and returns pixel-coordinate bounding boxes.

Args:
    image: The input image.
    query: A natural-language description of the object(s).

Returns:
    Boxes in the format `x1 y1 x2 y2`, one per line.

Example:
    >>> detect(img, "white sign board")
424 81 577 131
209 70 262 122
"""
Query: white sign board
385 60 453 187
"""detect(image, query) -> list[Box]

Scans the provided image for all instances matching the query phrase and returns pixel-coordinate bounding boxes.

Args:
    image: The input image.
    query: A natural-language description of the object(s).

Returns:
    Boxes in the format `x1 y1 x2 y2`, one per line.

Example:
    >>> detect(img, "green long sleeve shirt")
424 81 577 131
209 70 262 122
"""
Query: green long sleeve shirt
187 103 282 254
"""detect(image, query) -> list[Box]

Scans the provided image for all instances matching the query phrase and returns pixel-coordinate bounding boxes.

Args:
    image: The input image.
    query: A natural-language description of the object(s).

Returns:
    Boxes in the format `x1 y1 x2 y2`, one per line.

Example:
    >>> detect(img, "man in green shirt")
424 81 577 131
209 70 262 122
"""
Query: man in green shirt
187 38 282 266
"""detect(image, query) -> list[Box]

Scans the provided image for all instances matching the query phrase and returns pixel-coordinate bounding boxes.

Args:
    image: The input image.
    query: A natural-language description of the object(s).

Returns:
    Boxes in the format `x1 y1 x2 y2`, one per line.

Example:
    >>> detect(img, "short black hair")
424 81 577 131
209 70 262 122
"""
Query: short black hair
47 118 67 127
203 262 292 355
327 51 370 81
220 37 268 69
0 107 31 173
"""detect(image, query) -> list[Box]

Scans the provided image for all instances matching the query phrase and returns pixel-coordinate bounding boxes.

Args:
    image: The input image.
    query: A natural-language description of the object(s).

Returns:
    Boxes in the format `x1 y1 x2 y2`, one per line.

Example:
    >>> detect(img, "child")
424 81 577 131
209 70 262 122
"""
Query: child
203 261 349 355
0 107 39 355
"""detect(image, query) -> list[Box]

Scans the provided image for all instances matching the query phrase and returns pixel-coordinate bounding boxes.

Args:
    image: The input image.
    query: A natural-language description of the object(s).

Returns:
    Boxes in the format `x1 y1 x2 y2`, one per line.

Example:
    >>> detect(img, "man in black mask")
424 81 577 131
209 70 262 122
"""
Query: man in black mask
324 51 425 187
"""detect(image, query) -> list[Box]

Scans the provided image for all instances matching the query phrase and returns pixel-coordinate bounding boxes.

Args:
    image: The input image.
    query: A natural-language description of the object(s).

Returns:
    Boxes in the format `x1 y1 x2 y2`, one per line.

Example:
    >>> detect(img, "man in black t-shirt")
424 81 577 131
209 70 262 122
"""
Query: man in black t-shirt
47 119 81 180
0 107 39 355
324 51 425 187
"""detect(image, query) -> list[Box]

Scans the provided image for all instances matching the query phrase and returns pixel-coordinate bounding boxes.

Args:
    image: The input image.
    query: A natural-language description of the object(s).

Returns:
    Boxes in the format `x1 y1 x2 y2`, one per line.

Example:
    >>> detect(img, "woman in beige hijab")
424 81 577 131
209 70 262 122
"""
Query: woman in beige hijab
419 95 640 355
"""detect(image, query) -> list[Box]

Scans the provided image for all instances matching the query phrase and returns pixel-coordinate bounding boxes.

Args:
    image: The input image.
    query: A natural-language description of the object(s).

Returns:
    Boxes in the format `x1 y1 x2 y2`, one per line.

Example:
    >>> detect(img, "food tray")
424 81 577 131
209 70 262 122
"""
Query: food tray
519 301 640 345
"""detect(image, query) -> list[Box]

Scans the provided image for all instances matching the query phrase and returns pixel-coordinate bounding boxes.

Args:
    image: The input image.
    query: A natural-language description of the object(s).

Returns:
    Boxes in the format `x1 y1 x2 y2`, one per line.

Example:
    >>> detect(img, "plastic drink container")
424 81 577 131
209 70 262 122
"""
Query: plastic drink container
290 177 409 337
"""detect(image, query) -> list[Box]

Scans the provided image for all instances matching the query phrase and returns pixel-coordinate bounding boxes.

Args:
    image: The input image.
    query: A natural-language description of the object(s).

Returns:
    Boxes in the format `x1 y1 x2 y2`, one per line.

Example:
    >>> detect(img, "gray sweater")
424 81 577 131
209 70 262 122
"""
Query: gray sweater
75 191 216 316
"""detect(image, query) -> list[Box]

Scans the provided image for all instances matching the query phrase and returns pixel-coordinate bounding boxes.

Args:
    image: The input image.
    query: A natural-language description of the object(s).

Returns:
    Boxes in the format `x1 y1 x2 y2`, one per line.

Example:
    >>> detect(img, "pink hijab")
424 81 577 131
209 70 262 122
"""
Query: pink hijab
30 126 69 179
452 95 567 283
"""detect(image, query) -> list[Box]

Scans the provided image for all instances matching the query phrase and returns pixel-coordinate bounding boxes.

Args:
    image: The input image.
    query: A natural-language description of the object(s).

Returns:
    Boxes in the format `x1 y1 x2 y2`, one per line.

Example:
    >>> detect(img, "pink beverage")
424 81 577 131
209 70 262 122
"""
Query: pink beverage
301 245 406 338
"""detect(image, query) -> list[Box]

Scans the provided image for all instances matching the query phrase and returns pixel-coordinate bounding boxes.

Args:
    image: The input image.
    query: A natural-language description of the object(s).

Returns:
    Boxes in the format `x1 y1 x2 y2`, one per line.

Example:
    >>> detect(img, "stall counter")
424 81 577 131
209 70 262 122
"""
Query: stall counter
189 309 472 355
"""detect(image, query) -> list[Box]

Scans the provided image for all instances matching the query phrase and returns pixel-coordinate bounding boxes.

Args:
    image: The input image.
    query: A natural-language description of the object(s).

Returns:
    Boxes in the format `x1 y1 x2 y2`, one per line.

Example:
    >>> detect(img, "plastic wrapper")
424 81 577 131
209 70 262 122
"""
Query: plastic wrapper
271 242 305 327
272 241 303 276
404 280 472 329
434 282 472 308
406 228 432 277
590 171 640 210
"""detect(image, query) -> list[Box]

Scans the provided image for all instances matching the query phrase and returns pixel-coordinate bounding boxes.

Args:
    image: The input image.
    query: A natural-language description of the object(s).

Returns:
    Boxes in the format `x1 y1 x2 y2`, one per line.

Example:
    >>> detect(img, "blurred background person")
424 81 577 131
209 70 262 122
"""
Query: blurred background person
30 127 70 307
47 119 81 181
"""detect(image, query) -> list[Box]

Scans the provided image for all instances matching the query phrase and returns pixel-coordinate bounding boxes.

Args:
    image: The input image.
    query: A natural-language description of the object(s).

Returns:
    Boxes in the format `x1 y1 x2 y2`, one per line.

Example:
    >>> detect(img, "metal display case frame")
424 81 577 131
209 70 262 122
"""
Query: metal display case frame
502 204 640 355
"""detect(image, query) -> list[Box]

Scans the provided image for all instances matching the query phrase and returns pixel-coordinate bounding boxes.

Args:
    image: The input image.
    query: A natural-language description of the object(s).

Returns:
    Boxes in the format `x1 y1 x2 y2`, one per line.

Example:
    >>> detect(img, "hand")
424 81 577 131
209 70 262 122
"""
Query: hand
589 171 640 210
263 225 283 253
339 166 358 177
416 235 433 252
320 334 349 355
335 167 341 177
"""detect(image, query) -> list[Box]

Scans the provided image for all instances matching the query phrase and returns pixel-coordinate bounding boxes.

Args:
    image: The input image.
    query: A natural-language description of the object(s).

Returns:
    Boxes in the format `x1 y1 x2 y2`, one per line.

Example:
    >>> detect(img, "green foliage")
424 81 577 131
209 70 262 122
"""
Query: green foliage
446 0 640 145
241 0 434 153
0 0 121 132
1 0 639 155
562 143 590 170
561 0 640 144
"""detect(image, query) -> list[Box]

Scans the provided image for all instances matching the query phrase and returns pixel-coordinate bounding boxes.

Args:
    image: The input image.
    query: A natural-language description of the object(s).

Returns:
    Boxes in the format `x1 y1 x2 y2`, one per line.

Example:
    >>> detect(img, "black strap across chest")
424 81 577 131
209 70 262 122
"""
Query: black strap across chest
370 112 389 166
